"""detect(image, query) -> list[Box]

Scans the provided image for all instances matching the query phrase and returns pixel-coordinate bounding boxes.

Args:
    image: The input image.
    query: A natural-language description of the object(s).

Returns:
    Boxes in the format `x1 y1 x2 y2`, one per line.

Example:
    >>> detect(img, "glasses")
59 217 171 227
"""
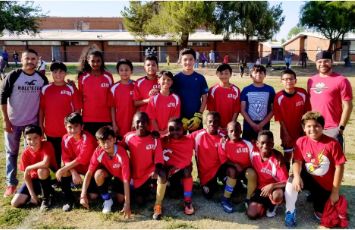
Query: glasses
281 78 296 81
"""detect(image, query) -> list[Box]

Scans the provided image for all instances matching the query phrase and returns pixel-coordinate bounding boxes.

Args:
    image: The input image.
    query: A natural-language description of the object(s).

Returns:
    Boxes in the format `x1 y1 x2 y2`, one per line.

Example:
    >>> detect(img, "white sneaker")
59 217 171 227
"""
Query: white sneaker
102 198 113 214
266 205 278 218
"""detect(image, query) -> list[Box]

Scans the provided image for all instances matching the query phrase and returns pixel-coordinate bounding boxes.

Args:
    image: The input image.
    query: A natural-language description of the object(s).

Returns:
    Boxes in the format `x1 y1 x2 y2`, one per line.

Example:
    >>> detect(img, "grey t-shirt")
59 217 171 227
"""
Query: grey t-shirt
7 71 45 126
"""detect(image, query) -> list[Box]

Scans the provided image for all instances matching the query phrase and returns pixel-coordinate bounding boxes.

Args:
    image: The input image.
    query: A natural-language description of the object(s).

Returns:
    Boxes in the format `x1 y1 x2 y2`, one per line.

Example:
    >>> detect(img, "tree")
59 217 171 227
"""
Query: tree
213 2 284 42
122 1 215 48
300 1 355 52
0 1 43 36
287 26 305 40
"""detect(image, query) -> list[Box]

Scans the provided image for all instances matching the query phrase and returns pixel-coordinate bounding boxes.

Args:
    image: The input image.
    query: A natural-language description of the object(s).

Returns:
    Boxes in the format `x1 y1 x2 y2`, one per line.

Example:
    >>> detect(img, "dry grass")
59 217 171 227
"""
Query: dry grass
0 63 354 228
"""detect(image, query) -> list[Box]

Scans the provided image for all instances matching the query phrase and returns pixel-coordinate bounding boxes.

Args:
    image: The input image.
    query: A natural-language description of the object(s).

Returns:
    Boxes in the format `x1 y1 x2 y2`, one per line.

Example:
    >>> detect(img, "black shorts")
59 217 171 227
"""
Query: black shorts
17 179 42 196
201 164 227 197
84 122 112 137
250 189 274 210
105 176 124 195
133 178 156 199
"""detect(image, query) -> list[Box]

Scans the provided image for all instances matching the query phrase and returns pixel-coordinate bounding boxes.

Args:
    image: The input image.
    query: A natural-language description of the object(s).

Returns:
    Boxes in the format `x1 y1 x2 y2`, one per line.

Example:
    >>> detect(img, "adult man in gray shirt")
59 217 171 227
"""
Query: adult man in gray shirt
0 49 48 197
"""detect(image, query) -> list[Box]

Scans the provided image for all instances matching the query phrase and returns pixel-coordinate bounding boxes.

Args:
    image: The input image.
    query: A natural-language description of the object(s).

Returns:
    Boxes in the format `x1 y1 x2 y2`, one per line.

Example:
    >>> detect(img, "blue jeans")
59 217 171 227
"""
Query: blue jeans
4 124 31 186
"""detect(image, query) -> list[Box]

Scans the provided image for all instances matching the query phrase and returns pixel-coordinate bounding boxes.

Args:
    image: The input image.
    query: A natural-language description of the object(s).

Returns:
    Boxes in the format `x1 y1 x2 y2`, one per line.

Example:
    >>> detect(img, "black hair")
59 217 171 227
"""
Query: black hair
281 69 296 79
78 45 106 75
116 58 133 71
252 64 266 75
50 62 67 72
24 124 42 136
257 130 274 141
206 111 221 120
168 117 183 127
64 112 83 125
216 63 232 74
95 126 116 141
227 120 241 129
159 70 174 79
133 111 150 124
22 49 38 57
179 48 196 60
144 55 159 66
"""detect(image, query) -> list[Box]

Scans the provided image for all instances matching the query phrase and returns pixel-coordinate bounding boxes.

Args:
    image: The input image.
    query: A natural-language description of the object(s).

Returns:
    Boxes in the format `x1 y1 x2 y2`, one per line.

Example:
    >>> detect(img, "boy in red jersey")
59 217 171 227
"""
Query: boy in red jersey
274 69 310 171
207 64 240 130
40 62 81 168
11 125 57 211
284 112 346 227
80 126 131 216
123 112 166 220
146 71 180 136
218 121 257 213
78 49 113 136
247 130 288 219
190 111 225 199
110 59 136 139
133 56 160 112
56 112 98 212
161 118 195 215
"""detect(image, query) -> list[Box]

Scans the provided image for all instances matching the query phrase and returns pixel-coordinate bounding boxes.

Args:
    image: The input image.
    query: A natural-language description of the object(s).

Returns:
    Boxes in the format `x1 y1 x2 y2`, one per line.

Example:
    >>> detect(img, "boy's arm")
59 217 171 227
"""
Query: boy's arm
292 160 303 192
56 159 80 181
260 181 286 197
121 181 131 218
111 107 119 135
258 110 274 129
24 155 50 173
330 164 345 205
134 98 150 107
199 94 207 113
24 173 40 204
232 112 239 123
240 101 258 129
80 170 93 209
279 120 293 147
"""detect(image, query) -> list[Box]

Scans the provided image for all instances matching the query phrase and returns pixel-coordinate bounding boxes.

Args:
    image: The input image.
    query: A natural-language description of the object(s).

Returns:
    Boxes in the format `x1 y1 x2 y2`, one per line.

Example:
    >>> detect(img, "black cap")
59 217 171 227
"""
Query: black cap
316 51 332 61
50 62 67 72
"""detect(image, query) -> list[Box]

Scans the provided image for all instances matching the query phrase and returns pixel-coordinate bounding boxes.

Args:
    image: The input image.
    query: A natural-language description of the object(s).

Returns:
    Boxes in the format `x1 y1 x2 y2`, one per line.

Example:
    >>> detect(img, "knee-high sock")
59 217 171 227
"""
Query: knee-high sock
155 182 167 205
285 181 298 213
97 179 110 200
246 176 257 200
182 177 193 202
223 177 237 199
40 177 52 200
61 176 73 201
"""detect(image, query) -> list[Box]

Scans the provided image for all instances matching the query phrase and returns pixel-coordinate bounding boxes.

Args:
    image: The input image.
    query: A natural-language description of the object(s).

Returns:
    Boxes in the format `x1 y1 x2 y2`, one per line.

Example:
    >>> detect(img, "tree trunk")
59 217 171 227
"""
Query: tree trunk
328 40 335 52
181 32 189 48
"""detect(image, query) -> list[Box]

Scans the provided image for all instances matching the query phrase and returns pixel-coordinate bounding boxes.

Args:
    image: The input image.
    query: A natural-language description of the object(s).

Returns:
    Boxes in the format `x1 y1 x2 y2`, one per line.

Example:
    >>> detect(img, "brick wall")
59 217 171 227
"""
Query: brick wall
39 17 125 30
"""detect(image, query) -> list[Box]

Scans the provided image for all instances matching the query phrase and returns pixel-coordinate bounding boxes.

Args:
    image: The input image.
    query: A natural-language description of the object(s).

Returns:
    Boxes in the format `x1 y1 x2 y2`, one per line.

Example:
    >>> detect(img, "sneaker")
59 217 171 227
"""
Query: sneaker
62 202 73 212
40 198 52 212
102 198 113 214
285 210 297 227
221 197 234 213
3 185 17 197
184 201 195 215
152 204 162 220
266 205 277 218
313 211 322 221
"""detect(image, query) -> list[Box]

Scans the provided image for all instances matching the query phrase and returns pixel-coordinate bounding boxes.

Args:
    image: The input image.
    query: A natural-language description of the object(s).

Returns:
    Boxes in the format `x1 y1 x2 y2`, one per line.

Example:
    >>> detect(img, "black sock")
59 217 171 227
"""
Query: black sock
61 176 74 202
40 177 53 200
97 179 110 200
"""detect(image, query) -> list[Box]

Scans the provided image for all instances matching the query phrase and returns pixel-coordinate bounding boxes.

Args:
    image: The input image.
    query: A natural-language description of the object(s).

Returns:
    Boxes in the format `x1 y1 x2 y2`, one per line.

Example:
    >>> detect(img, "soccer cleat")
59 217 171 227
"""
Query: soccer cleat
40 198 52 212
3 185 17 197
266 205 277 218
62 202 73 212
102 198 113 214
152 204 162 220
221 197 234 213
285 210 297 227
184 201 195 215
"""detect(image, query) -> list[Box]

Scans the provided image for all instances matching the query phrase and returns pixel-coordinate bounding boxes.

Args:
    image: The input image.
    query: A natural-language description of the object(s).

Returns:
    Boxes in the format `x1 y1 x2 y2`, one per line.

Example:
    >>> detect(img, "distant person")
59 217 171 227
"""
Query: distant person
194 50 200 69
255 57 261 65
300 50 308 68
239 59 246 78
2 49 9 68
13 51 19 67
166 54 170 66
200 52 208 68
37 56 46 76
285 53 292 69
223 54 229 64
209 50 216 68
307 51 353 148
0 49 48 197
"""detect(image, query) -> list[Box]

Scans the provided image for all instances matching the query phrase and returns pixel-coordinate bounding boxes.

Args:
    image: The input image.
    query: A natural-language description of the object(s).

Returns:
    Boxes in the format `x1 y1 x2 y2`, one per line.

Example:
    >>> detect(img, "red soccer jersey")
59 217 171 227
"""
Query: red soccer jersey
109 80 136 137
294 135 346 191
19 141 58 179
251 149 288 189
161 136 194 169
190 129 224 186
274 87 310 146
219 139 253 170
123 131 164 188
146 93 181 132
133 76 159 112
207 84 241 129
88 144 130 183
78 71 113 122
40 83 82 137
61 131 98 174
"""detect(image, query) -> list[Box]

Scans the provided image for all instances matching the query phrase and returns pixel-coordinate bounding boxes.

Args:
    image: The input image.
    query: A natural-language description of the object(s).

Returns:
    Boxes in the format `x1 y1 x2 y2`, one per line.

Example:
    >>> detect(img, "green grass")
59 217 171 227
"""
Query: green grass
0 63 354 228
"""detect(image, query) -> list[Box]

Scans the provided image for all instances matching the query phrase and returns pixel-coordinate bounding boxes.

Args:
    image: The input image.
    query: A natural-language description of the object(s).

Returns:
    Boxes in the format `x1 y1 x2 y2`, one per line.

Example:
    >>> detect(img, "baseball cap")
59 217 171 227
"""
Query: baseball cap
316 51 332 61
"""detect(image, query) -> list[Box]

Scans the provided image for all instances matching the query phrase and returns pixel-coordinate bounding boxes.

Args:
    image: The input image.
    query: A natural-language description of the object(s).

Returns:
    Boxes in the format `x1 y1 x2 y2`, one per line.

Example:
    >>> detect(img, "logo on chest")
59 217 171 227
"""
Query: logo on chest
146 144 155 150
227 94 237 100
167 102 176 108
101 83 110 88
60 90 72 96
112 163 121 169
235 147 248 154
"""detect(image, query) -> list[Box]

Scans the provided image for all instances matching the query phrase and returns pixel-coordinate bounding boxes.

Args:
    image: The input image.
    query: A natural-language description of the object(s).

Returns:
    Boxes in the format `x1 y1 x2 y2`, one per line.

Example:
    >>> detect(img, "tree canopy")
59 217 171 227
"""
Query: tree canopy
300 1 355 51
287 26 305 40
0 1 43 36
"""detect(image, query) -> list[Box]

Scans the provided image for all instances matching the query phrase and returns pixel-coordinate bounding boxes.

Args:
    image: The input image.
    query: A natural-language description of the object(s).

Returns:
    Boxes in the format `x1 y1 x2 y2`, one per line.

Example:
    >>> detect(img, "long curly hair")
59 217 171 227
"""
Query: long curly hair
78 44 106 77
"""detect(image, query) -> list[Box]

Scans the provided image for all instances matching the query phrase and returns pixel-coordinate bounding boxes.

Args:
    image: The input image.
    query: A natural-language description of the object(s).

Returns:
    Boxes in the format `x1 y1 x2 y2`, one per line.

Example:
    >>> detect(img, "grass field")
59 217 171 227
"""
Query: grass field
0 63 354 228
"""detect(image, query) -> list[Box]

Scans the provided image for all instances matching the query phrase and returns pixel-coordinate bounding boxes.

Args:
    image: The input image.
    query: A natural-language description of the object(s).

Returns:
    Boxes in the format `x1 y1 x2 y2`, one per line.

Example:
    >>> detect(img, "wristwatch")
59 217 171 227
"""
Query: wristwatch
339 125 345 131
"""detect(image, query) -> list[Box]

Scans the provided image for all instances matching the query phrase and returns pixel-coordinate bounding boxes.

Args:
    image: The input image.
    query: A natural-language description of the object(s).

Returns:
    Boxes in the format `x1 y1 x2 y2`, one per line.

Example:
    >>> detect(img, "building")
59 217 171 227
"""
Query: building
258 41 284 65
0 17 260 63
282 32 355 62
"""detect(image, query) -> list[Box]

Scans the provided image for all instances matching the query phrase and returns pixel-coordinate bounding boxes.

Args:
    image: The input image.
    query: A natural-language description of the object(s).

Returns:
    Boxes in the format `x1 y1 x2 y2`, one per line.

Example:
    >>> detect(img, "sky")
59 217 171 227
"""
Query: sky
34 0 305 41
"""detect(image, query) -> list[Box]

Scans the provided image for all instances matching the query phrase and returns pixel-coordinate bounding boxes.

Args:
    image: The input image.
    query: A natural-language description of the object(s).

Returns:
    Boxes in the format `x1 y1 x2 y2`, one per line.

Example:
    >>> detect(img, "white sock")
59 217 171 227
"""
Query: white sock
285 181 298 213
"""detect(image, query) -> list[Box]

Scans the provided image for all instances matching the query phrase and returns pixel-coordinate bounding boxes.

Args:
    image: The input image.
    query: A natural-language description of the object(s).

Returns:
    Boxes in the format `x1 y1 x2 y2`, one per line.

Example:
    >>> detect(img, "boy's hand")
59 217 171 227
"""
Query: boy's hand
3 120 13 133
148 88 159 97
55 168 64 181
80 195 89 209
72 171 82 185
260 184 274 197
30 195 40 205
120 203 131 218
292 176 303 192
330 191 340 205
188 112 202 131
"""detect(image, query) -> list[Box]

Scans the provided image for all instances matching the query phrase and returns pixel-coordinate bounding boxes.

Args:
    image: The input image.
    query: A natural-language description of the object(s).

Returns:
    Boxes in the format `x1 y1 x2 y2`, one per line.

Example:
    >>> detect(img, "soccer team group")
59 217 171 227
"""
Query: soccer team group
0 47 352 227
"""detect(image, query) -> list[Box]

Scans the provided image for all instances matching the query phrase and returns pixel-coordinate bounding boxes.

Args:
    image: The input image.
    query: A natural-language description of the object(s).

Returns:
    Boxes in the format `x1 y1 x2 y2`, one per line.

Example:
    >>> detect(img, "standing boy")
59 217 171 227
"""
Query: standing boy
240 65 275 142
40 62 82 168
274 69 310 171
1 49 48 197
284 112 346 227
172 48 209 132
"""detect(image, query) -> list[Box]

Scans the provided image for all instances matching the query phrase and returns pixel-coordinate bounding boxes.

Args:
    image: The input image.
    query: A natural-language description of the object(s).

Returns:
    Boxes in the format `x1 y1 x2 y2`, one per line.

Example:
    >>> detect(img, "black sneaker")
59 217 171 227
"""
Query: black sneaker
40 198 52 212
62 202 73 212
